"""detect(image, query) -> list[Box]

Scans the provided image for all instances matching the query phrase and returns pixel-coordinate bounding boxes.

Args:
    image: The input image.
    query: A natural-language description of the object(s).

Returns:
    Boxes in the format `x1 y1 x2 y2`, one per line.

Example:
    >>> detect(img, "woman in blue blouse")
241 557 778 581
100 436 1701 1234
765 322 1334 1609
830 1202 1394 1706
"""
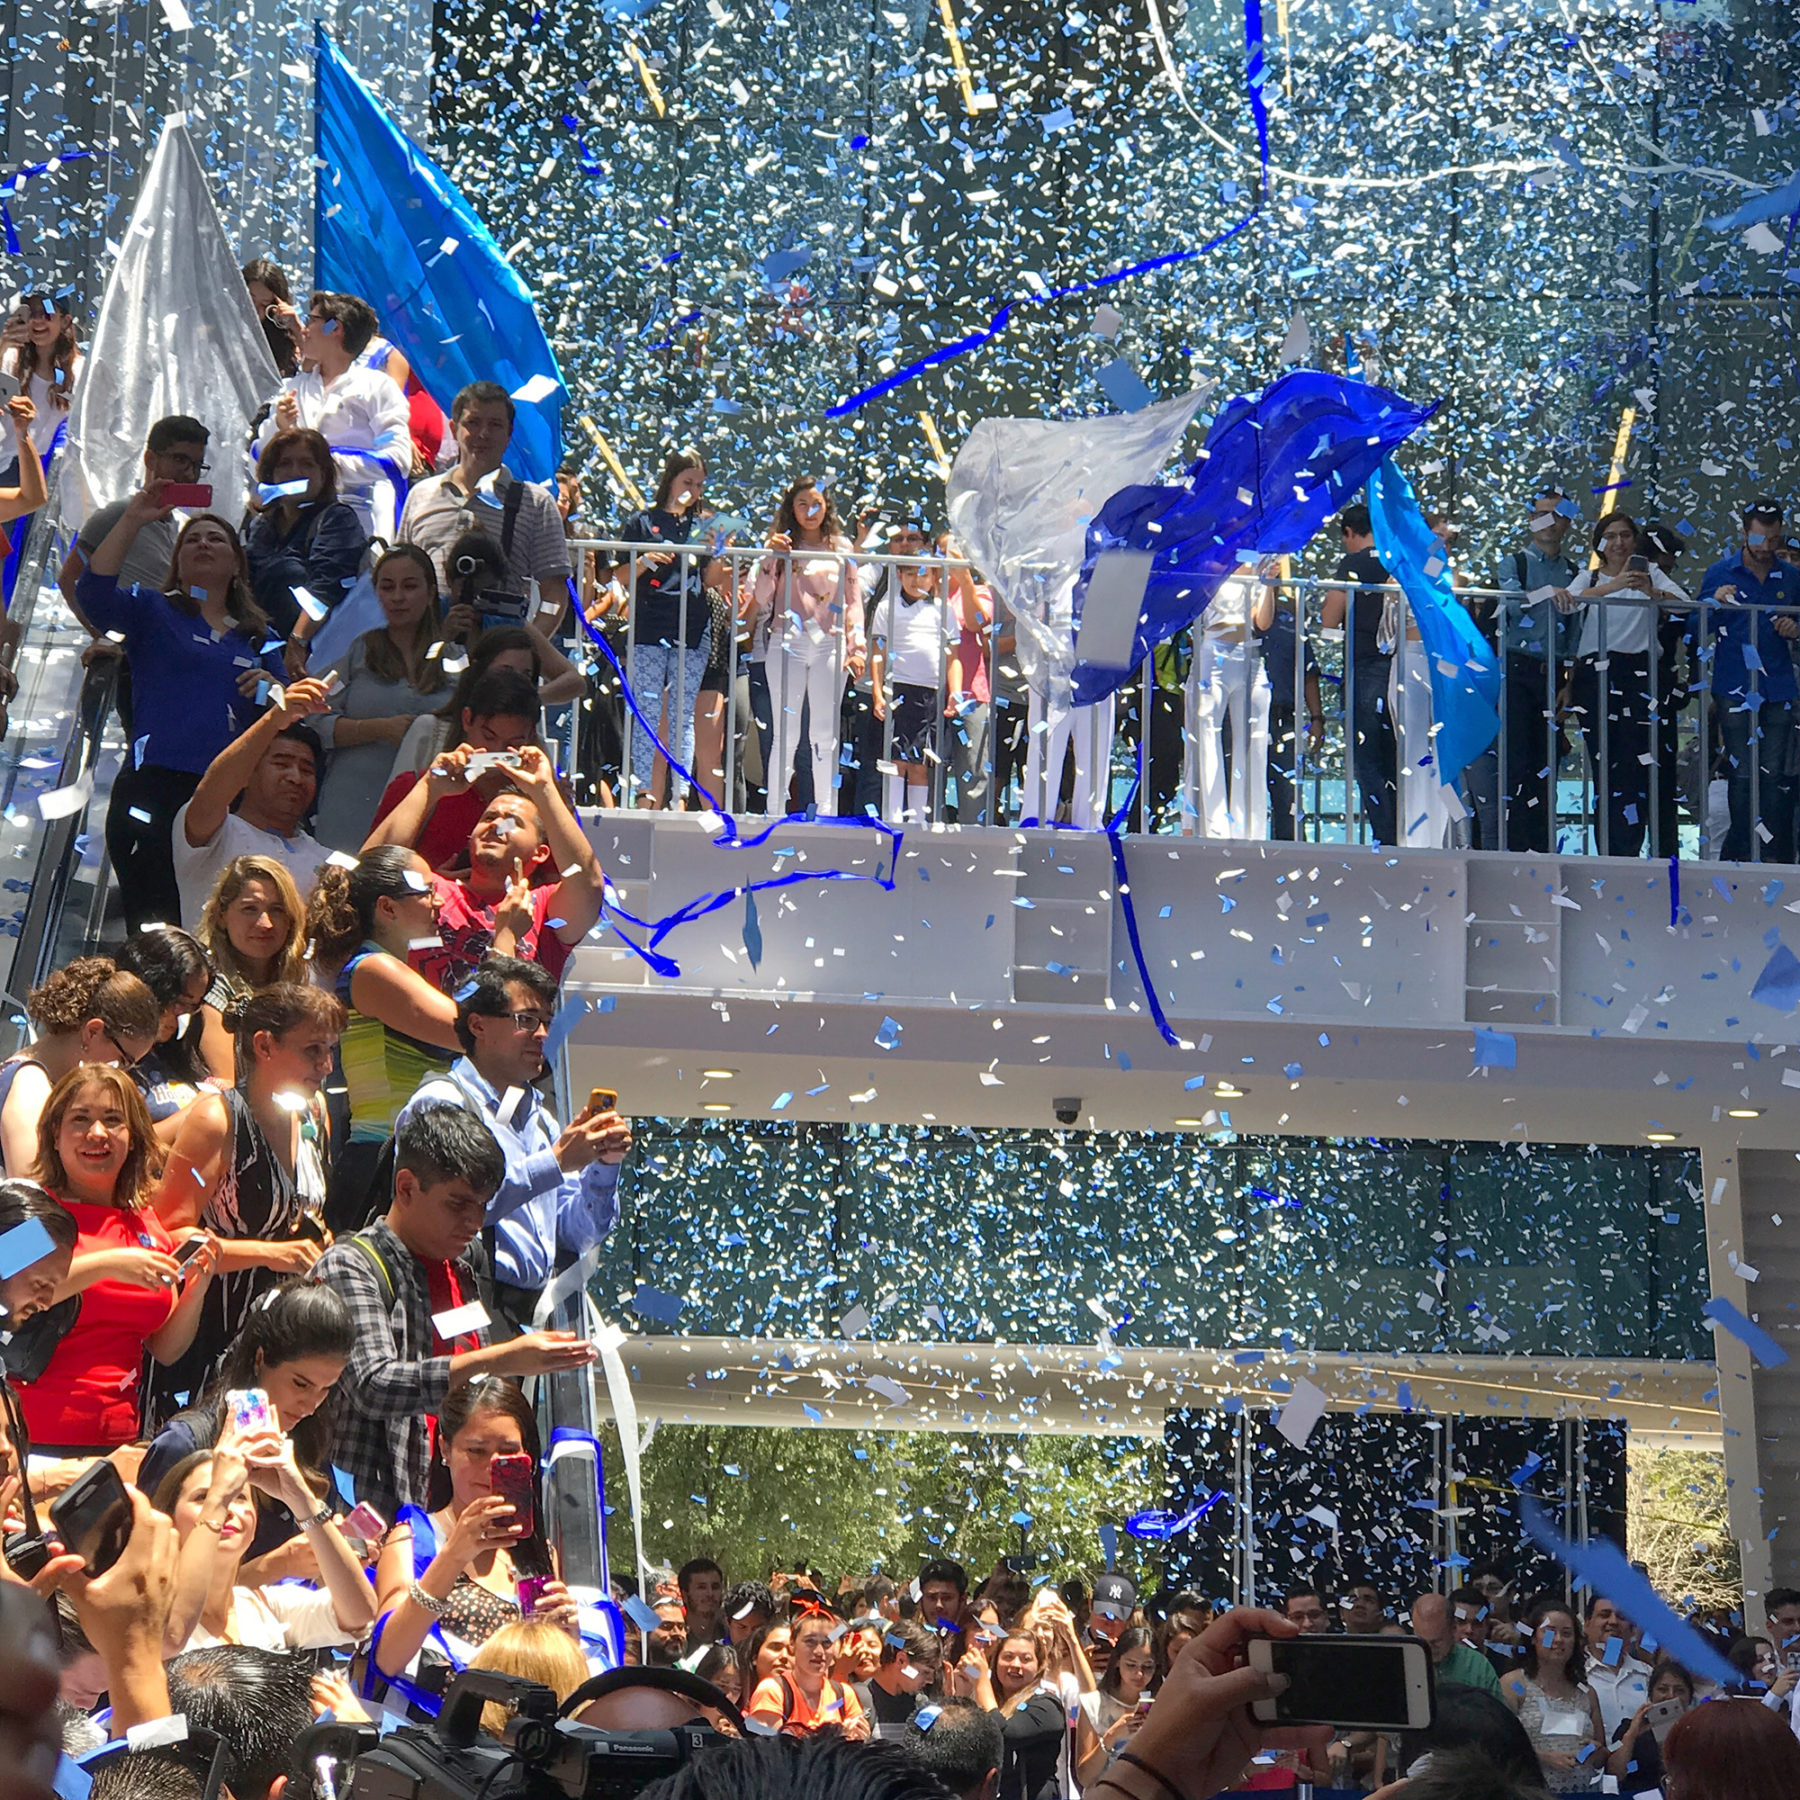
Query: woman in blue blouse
79 488 287 932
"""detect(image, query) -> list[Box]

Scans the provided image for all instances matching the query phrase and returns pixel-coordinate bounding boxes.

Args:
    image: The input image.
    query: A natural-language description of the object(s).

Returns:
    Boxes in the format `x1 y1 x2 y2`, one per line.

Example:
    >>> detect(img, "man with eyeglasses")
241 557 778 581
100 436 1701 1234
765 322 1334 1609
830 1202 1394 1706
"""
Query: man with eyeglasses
395 953 631 1335
59 416 213 741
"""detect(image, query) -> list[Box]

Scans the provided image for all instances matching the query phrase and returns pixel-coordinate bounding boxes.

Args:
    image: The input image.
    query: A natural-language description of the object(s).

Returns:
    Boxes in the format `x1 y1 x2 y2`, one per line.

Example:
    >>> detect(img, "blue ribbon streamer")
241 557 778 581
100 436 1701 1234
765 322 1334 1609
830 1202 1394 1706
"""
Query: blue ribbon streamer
0 149 95 258
827 0 1270 417
1017 732 1184 1051
571 588 904 979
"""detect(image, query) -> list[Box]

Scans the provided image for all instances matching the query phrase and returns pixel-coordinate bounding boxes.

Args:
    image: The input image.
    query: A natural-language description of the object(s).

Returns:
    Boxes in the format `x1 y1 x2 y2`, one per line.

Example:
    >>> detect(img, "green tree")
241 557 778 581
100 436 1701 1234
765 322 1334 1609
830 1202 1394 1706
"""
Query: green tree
598 1425 1169 1595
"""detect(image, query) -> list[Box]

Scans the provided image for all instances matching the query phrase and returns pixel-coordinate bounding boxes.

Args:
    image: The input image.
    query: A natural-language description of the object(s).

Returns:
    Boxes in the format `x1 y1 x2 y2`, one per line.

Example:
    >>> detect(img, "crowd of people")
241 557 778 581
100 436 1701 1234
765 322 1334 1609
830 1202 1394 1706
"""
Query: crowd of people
1 277 1796 870
0 257 1790 1800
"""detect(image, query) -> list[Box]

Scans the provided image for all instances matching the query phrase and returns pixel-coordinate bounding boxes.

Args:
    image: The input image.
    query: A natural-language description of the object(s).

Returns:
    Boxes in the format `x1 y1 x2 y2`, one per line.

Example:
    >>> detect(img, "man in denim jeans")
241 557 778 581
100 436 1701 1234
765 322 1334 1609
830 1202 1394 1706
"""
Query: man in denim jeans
1694 496 1800 863
1489 487 1579 853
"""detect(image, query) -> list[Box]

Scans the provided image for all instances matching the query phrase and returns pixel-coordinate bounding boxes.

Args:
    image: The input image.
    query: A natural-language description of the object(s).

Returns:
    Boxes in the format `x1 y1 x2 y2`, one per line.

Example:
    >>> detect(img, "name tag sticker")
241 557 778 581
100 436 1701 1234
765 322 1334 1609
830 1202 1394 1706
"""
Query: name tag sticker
431 1300 490 1337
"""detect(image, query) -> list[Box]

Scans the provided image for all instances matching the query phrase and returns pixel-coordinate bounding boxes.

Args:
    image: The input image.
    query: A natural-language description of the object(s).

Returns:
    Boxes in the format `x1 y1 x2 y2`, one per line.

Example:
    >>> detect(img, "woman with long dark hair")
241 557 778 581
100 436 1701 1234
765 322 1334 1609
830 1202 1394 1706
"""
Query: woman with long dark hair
79 492 285 932
751 477 863 815
1553 512 1686 859
1501 1597 1606 1791
304 847 458 1229
0 292 81 461
979 1630 1068 1800
1075 1626 1158 1786
370 1377 580 1708
616 451 733 808
244 426 369 639
310 544 448 850
243 258 299 378
143 983 341 1431
137 1275 355 1567
114 927 214 1137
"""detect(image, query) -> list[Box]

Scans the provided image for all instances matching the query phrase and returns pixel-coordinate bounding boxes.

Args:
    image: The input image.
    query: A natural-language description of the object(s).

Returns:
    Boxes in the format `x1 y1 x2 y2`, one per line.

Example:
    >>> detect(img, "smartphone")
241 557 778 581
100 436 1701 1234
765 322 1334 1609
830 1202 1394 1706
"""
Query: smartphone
1645 1696 1685 1743
1627 553 1649 574
48 1460 133 1577
173 1235 207 1270
463 749 523 779
490 1451 536 1535
227 1387 273 1433
160 482 214 509
339 1501 387 1544
0 371 19 401
517 1574 552 1615
588 1087 618 1115
1247 1633 1435 1731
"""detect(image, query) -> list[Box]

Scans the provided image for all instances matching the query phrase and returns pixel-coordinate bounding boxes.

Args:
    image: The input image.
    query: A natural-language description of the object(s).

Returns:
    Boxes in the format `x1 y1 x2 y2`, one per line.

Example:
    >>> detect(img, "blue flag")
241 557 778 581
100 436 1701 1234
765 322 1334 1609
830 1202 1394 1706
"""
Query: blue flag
313 28 566 483
1068 371 1438 705
1366 456 1500 785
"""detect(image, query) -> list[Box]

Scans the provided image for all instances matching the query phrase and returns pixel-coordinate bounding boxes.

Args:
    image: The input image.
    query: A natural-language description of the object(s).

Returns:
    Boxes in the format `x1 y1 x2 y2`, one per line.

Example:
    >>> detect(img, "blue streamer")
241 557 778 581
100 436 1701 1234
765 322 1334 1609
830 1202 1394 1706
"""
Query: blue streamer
827 227 1252 418
828 0 1272 415
1519 1498 1742 1691
1669 854 1680 929
1017 734 1183 1050
0 150 96 259
571 595 904 978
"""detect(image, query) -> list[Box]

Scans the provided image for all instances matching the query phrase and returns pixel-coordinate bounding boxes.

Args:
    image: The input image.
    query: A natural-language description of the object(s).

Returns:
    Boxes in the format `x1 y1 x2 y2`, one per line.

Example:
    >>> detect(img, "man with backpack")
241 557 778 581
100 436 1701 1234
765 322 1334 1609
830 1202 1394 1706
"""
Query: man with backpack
398 380 571 618
313 1102 598 1521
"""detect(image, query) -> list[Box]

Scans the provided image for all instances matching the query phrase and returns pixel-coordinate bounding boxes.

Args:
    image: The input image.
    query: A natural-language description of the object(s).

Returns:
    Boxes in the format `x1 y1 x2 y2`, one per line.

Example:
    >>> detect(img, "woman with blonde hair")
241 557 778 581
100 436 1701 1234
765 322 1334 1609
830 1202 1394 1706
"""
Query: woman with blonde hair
194 854 308 1082
19 1064 221 1453
0 957 162 1176
470 1618 592 1736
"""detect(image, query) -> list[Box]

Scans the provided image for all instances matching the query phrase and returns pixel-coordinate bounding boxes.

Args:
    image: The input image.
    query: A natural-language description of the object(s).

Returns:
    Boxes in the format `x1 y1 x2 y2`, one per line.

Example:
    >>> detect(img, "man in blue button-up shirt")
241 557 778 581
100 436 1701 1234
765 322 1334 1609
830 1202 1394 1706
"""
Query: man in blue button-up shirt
396 954 632 1333
1694 496 1800 863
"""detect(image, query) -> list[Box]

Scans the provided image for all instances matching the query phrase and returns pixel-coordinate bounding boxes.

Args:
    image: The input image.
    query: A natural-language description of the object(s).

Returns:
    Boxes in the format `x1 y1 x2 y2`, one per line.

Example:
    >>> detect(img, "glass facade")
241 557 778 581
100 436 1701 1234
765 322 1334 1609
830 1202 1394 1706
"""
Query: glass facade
427 0 1800 577
601 1121 1709 1360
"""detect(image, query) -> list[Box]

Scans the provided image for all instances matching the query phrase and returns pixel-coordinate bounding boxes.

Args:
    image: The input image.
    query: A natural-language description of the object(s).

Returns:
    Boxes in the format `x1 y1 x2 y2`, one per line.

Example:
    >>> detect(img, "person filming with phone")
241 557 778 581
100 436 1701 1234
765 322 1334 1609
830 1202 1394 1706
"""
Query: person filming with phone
361 739 604 993
395 955 630 1337
370 1376 580 1710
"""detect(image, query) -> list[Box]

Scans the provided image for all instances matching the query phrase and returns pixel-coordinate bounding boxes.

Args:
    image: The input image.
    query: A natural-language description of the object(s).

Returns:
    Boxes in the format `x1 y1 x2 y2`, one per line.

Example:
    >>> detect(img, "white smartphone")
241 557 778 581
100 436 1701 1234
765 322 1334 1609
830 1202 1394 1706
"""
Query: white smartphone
1645 1696 1685 1744
1247 1633 1435 1731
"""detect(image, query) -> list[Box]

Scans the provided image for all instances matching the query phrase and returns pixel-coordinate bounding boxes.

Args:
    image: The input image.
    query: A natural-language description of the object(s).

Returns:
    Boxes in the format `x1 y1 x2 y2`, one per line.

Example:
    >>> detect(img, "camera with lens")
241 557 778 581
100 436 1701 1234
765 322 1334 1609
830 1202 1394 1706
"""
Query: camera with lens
304 1670 733 1800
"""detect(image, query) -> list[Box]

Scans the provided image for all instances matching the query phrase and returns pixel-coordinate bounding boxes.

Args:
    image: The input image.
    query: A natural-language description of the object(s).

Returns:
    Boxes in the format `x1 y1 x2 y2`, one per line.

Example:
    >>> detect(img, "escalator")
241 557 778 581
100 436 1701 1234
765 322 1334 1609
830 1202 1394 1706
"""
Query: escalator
1 497 125 1044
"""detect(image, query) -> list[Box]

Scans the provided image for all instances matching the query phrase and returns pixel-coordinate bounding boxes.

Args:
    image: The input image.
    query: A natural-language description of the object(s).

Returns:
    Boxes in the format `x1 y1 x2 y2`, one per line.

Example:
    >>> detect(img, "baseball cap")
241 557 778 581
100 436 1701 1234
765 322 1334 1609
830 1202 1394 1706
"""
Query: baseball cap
1091 1573 1139 1621
1745 495 1784 520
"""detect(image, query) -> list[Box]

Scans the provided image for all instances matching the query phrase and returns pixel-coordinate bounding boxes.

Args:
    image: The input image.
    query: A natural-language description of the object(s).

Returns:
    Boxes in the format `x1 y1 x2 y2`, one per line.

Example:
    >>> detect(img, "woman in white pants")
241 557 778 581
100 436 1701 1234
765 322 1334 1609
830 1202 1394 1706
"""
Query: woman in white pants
1190 565 1273 839
1383 590 1453 848
752 479 863 815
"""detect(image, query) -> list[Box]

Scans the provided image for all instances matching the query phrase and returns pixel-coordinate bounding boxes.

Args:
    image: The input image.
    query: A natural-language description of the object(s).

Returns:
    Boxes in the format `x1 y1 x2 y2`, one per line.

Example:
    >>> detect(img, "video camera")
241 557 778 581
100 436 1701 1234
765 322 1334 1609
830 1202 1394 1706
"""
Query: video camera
300 1670 733 1800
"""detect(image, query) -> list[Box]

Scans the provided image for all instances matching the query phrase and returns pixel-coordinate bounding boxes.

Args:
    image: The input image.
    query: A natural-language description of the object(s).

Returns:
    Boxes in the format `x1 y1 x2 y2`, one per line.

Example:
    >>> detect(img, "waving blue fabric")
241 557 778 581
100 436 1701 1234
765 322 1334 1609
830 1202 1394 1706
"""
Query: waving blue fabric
1709 167 1800 232
1365 456 1499 784
1069 371 1438 704
314 28 566 483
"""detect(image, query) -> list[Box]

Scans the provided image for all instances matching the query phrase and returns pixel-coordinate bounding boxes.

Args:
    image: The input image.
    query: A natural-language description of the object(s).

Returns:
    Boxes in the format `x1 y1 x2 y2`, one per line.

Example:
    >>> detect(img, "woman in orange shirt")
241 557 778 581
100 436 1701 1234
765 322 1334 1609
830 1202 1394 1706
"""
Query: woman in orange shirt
19 1065 221 1453
746 1601 871 1739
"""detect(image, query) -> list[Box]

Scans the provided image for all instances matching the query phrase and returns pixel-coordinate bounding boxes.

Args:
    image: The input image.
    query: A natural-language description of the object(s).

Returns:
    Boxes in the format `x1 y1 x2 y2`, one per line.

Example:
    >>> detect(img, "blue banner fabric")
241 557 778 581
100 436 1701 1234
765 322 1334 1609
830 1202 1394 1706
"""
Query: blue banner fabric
1068 371 1438 705
1366 456 1500 784
313 27 566 483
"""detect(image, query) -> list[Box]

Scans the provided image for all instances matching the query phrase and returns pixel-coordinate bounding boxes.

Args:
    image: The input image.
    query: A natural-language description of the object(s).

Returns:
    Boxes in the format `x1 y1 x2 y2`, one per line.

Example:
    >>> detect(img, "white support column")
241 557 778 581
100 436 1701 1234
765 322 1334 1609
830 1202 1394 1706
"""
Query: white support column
1699 1141 1773 1610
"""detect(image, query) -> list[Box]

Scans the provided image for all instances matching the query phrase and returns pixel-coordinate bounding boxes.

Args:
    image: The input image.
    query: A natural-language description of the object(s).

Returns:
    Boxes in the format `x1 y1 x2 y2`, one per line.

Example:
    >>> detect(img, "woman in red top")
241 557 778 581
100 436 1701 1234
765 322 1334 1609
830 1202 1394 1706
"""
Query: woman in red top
21 1065 221 1453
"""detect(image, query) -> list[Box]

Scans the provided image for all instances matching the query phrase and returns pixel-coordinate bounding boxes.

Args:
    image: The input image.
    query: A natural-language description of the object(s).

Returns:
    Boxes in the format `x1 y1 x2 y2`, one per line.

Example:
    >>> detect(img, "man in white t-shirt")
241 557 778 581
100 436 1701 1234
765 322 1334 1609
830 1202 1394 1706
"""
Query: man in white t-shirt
173 676 333 927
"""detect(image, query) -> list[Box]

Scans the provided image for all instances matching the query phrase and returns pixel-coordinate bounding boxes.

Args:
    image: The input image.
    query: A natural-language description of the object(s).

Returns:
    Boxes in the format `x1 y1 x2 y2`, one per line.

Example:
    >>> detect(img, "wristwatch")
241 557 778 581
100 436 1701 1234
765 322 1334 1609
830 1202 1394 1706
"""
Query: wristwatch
298 1500 334 1531
409 1580 447 1617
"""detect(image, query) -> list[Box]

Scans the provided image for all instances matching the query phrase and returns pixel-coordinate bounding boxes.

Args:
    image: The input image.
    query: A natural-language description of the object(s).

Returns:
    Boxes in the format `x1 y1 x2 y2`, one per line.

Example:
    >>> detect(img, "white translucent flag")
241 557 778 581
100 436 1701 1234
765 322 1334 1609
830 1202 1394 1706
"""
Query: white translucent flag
945 384 1212 693
64 125 277 530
